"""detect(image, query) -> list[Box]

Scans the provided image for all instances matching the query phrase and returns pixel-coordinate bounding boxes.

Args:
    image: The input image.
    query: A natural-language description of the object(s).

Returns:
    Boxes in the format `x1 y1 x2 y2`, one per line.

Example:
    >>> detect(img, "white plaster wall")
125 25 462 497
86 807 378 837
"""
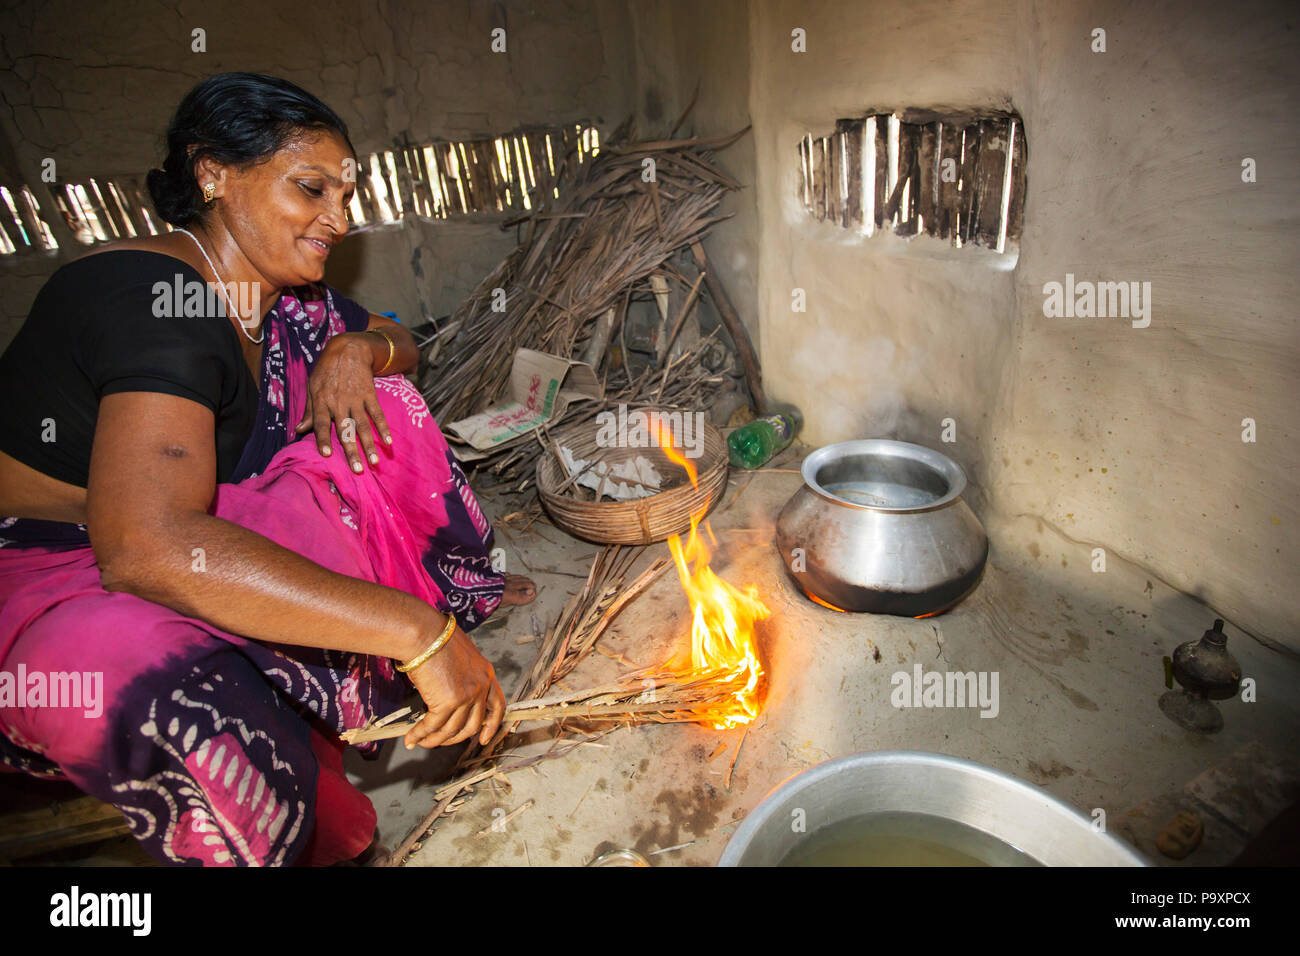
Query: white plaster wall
749 0 1024 510
742 0 1299 648
993 0 1299 650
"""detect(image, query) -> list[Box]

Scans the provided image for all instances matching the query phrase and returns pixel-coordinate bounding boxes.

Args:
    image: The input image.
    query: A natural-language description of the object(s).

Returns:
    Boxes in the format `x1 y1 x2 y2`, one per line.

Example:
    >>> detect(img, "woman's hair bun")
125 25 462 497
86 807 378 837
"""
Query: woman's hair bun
146 156 200 227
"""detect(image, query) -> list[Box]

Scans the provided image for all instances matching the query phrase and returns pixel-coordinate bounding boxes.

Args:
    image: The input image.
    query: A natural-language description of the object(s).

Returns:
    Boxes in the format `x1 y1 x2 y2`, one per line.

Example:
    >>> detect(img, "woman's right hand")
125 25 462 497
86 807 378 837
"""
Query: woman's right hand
402 622 505 750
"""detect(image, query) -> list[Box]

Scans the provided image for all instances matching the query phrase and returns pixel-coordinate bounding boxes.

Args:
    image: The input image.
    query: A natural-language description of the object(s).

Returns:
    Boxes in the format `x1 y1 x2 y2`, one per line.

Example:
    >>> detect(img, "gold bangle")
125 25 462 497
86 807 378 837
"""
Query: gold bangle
369 327 397 376
396 613 457 673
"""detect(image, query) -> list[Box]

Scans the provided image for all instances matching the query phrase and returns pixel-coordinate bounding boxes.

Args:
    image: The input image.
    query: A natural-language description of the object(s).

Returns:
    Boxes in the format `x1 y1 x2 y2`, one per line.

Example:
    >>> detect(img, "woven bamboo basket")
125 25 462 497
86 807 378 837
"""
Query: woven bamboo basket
536 410 729 544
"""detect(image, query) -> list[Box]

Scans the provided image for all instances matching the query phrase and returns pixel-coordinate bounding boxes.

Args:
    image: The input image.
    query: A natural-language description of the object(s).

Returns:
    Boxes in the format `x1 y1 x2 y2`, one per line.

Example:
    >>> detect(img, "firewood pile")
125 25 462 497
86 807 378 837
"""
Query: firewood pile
379 544 672 865
371 528 770 865
417 118 765 492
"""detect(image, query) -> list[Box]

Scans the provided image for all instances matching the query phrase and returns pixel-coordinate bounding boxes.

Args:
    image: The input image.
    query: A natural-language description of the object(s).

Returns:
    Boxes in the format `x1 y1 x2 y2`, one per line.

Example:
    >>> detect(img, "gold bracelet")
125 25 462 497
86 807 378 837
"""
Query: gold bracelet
396 612 457 673
369 327 397 376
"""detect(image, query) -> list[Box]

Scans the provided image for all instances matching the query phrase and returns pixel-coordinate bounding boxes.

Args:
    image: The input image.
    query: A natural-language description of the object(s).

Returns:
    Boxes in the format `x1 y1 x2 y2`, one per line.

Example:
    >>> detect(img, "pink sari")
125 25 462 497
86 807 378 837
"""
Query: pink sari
0 292 503 866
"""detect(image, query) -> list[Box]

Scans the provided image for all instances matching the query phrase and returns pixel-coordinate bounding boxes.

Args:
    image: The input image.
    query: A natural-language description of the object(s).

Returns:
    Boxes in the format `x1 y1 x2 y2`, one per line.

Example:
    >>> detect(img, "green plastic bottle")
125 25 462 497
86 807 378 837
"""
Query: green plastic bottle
727 405 803 469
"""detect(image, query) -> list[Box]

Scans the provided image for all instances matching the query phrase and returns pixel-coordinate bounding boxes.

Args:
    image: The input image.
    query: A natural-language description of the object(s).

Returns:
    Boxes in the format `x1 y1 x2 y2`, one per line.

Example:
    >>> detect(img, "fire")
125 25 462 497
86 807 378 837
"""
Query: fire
656 420 770 729
804 589 848 613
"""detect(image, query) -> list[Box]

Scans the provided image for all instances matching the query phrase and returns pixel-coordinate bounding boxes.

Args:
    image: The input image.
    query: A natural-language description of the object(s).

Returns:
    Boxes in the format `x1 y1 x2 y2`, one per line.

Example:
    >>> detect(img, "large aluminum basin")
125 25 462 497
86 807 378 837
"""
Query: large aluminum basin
718 751 1147 866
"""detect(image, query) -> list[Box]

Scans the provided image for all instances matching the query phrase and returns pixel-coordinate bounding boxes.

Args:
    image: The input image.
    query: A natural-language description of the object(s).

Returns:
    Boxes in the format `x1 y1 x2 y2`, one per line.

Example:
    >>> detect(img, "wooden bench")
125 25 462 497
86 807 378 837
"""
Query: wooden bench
0 773 132 863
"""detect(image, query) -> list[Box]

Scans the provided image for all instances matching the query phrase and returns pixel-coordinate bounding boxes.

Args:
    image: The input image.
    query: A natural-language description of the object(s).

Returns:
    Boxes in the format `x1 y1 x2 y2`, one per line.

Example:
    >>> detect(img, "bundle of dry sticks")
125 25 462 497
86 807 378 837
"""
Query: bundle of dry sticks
417 118 764 491
345 547 749 747
375 544 755 865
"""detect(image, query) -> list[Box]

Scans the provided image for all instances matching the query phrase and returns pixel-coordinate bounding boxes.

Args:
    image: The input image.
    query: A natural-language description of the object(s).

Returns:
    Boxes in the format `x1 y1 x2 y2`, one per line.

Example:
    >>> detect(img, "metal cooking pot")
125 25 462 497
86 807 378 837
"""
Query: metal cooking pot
775 439 988 616
718 751 1148 866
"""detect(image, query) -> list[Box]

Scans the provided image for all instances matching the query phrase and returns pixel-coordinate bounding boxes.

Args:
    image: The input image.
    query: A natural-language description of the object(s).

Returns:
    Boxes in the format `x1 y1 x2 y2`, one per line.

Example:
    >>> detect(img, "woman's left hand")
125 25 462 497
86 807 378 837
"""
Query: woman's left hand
296 332 392 472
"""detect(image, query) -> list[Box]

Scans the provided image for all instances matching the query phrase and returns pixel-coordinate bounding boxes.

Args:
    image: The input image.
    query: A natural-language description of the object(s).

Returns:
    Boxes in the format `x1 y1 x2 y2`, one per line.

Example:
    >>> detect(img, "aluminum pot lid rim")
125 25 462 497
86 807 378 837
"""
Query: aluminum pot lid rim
800 439 969 512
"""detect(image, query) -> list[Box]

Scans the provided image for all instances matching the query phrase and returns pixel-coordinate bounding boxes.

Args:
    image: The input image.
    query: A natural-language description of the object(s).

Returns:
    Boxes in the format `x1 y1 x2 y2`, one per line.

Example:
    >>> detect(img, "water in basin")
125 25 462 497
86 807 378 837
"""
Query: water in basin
779 811 1042 867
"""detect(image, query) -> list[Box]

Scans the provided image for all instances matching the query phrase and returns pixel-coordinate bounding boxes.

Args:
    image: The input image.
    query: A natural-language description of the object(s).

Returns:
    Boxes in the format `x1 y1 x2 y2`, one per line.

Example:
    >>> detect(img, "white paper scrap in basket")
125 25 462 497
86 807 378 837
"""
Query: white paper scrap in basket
559 446 664 501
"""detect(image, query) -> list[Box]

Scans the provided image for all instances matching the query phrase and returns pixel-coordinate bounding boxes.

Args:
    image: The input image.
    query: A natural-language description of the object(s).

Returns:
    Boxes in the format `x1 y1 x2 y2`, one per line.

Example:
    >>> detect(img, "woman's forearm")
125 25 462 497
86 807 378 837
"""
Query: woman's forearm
99 509 437 664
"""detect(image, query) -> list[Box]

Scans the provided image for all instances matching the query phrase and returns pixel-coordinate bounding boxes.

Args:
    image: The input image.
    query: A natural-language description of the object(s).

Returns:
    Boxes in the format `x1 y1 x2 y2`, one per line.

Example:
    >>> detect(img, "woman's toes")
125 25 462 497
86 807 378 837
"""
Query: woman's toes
501 574 536 606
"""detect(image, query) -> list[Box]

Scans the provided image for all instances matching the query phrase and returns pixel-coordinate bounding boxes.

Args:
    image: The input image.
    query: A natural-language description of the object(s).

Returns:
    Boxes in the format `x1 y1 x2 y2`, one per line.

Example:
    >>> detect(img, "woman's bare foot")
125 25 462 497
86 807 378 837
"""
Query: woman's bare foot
500 573 536 606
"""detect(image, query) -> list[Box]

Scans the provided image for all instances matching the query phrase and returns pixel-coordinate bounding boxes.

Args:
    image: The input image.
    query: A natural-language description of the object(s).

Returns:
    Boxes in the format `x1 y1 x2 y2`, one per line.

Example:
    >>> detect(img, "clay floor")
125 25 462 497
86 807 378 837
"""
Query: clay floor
342 444 1300 867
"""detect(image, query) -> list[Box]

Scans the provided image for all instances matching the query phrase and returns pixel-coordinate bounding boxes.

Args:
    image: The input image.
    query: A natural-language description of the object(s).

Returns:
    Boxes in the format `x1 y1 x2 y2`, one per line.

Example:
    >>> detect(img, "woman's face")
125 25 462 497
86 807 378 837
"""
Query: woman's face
209 129 355 289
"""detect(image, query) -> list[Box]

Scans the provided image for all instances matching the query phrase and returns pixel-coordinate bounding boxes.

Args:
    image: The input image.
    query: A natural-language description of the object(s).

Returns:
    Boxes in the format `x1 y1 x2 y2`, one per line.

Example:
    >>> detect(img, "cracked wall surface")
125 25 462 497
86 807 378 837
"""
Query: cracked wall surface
0 0 636 341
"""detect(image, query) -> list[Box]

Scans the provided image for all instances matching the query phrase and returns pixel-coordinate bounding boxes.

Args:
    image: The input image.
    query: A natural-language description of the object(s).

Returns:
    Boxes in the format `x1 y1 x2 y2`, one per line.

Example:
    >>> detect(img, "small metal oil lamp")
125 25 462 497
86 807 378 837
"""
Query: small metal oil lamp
1159 619 1242 733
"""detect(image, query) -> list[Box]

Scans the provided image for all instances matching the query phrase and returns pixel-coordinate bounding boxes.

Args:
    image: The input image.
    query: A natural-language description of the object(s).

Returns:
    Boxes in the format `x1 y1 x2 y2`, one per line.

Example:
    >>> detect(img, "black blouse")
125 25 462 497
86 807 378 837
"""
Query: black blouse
0 250 258 488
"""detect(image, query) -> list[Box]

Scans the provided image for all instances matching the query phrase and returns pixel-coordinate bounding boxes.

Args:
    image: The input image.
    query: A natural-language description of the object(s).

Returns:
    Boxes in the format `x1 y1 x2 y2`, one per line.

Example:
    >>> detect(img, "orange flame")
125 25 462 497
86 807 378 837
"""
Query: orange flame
654 419 698 488
804 589 848 613
655 417 769 729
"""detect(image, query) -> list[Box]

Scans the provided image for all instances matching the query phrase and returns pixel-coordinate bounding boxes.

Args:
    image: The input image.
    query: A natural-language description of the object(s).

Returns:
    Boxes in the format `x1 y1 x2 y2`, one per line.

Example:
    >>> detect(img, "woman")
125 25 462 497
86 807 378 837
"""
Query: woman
0 73 534 865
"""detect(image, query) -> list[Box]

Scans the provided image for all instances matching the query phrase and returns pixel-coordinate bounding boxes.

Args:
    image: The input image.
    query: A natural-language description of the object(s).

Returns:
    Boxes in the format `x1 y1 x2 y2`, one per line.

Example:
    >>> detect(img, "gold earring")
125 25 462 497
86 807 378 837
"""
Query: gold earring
203 183 216 203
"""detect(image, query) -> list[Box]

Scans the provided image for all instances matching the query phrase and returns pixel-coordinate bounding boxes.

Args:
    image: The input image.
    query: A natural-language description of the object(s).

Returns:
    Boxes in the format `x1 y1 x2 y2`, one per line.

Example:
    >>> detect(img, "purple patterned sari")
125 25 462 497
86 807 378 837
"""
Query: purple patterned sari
0 285 504 865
